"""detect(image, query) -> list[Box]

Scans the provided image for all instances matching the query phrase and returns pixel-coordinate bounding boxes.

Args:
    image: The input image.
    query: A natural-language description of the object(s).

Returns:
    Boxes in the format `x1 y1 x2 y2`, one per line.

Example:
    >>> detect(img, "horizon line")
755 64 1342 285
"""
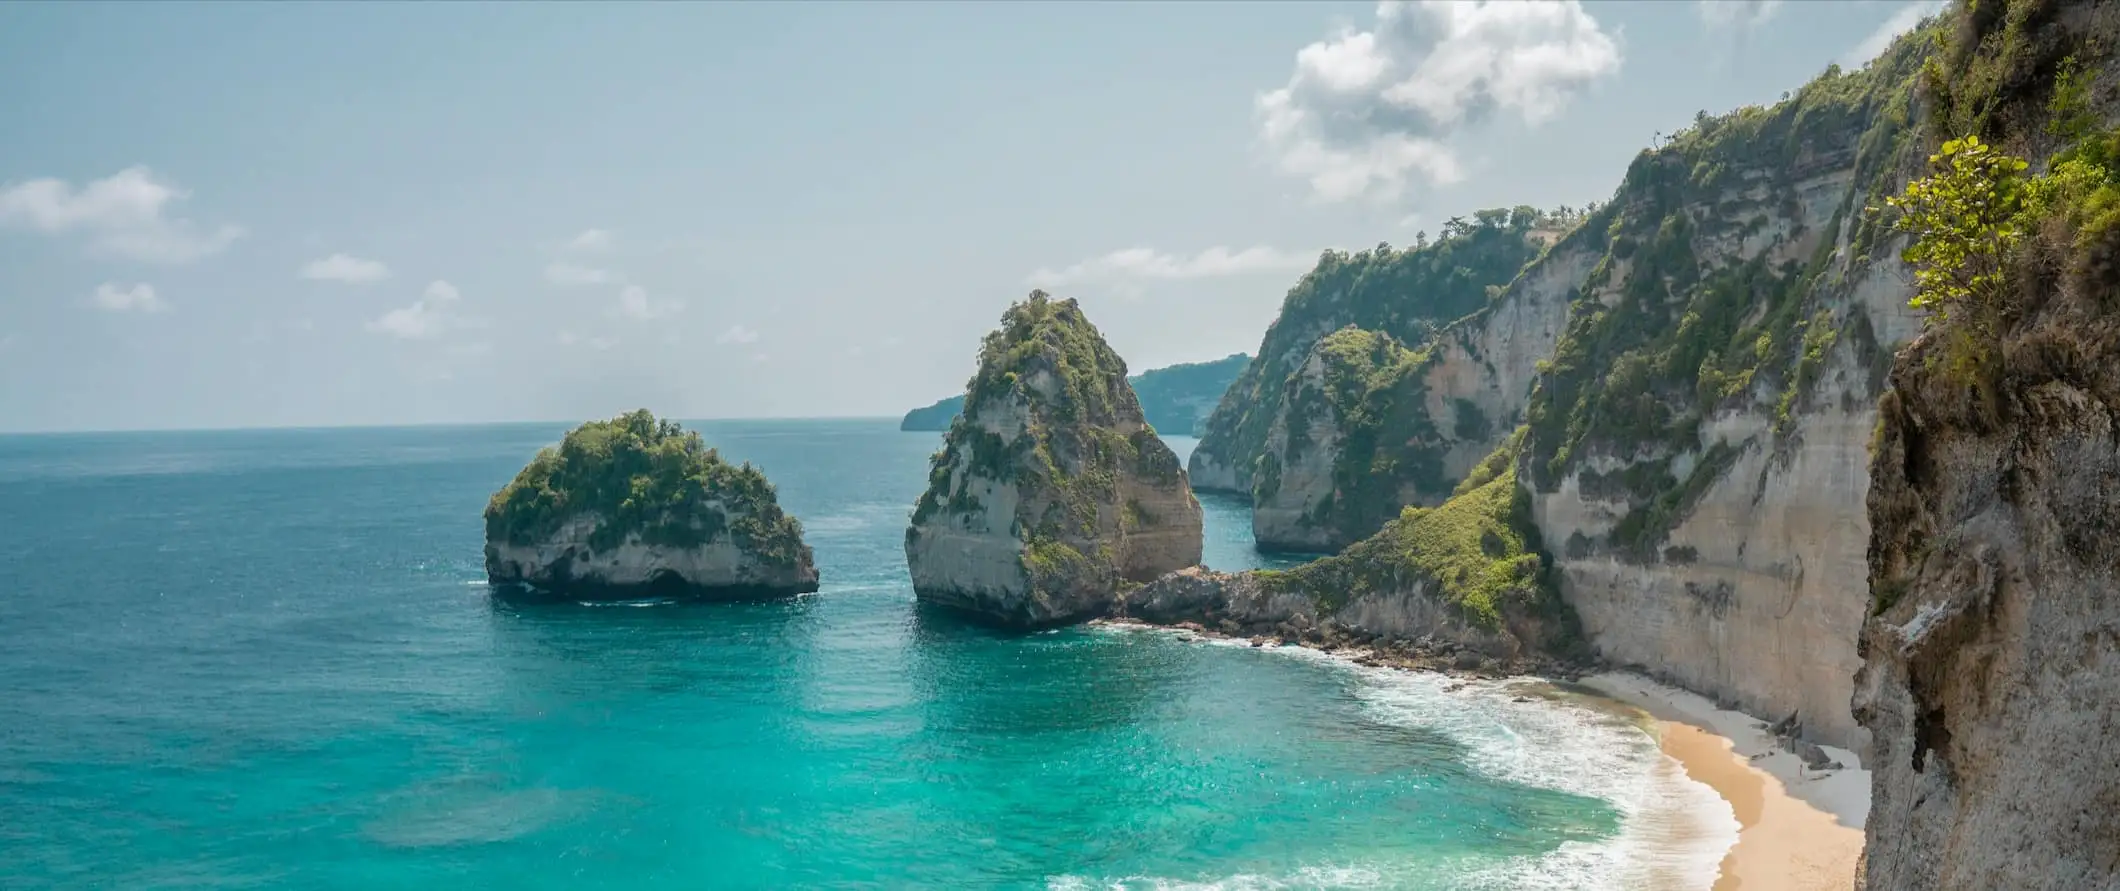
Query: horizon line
0 414 929 438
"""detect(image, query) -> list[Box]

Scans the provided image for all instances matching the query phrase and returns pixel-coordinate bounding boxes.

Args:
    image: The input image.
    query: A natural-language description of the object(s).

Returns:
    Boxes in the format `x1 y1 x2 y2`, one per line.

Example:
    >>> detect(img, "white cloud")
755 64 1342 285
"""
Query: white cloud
300 253 391 283
1698 0 1781 30
367 279 464 339
546 262 617 286
1842 1 1945 69
0 166 244 263
717 324 761 345
565 228 614 252
1028 245 1319 287
1259 0 1621 202
90 282 168 313
615 284 682 320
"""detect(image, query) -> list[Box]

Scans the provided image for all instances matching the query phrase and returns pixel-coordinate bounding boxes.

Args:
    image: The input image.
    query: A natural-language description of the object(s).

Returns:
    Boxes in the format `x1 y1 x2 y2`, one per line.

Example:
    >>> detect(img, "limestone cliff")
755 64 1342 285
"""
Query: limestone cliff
1856 3 2120 886
1493 33 1936 750
904 291 1203 627
484 410 819 599
1188 213 1560 495
1247 228 1597 552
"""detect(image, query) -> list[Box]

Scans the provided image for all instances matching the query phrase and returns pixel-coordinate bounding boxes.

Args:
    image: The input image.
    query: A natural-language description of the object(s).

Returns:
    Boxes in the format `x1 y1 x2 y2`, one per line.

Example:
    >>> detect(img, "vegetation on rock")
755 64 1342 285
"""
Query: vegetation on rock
1513 24 1935 560
1192 208 1564 491
1252 431 1569 633
907 291 1200 624
1258 326 1449 545
484 409 810 568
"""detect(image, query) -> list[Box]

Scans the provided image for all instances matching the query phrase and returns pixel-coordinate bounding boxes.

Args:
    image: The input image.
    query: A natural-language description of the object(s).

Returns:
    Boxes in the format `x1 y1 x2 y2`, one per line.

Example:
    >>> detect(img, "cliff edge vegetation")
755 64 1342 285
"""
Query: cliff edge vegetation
484 409 818 598
1856 2 2120 887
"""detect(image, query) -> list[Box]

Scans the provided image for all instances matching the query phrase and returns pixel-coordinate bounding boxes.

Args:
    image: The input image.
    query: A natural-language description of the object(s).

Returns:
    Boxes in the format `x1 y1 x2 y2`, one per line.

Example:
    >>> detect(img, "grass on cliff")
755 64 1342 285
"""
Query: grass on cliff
485 409 809 567
1254 432 1559 631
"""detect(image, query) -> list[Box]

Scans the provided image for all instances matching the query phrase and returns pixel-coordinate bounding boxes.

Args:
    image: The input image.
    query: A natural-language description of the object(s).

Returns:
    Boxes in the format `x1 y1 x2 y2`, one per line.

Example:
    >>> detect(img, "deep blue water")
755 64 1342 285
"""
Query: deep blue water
0 420 1726 890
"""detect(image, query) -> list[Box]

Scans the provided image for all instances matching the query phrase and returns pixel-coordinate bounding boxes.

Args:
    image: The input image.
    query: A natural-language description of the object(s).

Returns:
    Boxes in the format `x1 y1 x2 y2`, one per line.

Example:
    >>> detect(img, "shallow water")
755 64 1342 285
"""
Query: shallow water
0 420 1729 889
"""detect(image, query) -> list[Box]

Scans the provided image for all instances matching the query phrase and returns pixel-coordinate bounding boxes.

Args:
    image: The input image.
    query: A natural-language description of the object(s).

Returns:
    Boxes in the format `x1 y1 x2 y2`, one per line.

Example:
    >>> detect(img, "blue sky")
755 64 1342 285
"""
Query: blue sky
0 0 1941 432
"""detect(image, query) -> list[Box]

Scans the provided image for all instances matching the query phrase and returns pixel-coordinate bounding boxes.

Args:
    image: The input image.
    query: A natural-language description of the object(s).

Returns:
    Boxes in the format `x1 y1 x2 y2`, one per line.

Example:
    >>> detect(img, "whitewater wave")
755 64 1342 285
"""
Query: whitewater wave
1086 628 1738 891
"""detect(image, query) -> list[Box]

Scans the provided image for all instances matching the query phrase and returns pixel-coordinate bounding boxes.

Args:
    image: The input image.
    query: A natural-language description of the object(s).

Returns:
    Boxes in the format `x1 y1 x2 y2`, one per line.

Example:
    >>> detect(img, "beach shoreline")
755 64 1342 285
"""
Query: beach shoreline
1092 618 1871 891
1582 672 1869 891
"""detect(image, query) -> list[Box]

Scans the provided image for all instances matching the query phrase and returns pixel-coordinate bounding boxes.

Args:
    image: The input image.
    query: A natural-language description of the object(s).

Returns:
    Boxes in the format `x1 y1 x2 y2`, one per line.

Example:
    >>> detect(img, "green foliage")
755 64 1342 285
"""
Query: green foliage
900 395 966 432
965 291 1136 426
1255 436 1560 630
1884 134 2029 323
1195 212 1553 490
484 410 810 568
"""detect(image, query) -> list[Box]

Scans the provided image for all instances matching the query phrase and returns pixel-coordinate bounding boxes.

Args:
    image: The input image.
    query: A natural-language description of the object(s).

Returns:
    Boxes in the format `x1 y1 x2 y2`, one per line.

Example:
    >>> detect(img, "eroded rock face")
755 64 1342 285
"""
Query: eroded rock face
905 291 1203 627
1856 339 2120 890
486 514 820 599
483 410 819 600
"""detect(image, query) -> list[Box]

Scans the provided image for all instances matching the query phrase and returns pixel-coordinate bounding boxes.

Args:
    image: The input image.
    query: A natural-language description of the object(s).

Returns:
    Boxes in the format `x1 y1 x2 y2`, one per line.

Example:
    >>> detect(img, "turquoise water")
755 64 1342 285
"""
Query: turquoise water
0 420 1727 889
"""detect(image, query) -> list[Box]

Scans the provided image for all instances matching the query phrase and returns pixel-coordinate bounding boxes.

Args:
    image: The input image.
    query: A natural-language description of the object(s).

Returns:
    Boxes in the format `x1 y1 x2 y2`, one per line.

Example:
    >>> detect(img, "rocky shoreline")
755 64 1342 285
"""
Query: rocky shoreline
1091 612 1596 683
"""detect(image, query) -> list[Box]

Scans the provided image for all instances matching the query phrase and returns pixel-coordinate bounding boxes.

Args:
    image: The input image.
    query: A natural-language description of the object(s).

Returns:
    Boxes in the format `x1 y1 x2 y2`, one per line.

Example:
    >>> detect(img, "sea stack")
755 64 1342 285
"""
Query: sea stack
905 290 1203 627
484 409 819 599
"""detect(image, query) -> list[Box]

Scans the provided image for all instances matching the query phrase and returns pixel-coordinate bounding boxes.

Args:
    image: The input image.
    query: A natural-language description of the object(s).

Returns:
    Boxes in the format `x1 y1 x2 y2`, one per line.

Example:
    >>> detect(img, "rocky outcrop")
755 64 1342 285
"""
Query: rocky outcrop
1854 5 2120 887
905 291 1203 627
483 410 819 599
1129 440 1582 669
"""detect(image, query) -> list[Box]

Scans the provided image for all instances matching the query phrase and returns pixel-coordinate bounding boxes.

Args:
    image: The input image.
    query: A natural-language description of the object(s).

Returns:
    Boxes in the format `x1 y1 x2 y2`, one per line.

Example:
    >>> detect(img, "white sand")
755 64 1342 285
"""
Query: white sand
1582 671 1870 890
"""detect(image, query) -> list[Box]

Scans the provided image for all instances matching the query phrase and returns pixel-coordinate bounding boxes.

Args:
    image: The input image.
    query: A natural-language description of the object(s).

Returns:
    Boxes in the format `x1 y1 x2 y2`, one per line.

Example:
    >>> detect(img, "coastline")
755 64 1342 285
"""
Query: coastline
1094 618 1870 891
1582 672 1869 891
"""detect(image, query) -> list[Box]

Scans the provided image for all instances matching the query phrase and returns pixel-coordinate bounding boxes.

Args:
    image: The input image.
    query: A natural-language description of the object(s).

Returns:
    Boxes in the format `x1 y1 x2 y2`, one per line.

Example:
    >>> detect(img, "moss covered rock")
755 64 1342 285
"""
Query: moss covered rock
904 291 1203 627
484 410 818 599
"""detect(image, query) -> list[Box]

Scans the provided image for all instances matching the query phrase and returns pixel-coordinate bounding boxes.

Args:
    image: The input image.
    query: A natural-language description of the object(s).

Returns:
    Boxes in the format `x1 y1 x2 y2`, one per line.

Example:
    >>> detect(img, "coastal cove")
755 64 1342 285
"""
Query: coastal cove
0 418 1841 890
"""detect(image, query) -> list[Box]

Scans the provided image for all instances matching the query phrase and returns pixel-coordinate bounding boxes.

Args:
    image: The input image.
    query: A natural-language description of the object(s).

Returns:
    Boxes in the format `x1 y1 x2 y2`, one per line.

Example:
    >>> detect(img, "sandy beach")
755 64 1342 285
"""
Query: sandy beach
1584 672 1869 891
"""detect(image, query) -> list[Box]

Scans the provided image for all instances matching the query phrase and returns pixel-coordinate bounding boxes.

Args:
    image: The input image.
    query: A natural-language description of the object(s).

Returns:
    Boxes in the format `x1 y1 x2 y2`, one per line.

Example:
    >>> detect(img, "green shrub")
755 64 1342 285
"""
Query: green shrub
484 410 809 567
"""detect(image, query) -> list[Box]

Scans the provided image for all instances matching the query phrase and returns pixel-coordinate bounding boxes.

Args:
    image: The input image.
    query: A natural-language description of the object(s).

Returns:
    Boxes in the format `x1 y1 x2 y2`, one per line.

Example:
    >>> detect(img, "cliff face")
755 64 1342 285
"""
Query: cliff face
904 291 1203 627
1248 230 1596 552
1493 35 1932 750
484 410 819 599
1856 3 2120 886
1188 216 1555 494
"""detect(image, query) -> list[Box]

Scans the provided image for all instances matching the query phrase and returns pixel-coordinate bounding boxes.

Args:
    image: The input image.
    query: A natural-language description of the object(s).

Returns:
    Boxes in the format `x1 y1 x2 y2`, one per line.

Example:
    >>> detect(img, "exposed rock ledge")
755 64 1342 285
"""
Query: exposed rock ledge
486 514 819 600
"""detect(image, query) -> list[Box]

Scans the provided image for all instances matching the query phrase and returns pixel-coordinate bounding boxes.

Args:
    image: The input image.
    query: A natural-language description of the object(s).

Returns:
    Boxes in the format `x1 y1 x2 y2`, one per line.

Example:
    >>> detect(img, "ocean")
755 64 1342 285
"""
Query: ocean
0 419 1732 889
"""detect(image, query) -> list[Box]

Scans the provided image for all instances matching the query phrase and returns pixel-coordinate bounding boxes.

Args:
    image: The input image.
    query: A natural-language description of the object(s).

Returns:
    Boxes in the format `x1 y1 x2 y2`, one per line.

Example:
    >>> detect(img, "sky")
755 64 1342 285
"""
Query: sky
0 0 1944 433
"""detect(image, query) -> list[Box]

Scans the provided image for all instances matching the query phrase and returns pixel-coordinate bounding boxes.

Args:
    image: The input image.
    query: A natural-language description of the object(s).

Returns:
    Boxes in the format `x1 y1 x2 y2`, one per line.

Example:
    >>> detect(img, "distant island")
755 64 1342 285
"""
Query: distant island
900 353 1250 436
